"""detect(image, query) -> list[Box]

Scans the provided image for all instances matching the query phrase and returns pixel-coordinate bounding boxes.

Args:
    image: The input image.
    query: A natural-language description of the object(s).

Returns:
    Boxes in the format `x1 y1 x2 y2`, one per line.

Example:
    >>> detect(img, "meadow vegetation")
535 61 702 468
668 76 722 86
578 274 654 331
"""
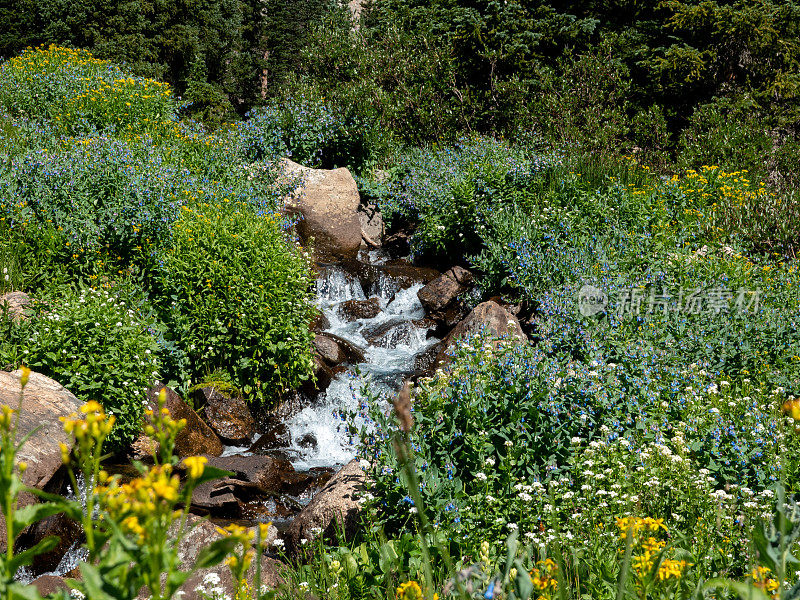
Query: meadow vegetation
0 46 317 448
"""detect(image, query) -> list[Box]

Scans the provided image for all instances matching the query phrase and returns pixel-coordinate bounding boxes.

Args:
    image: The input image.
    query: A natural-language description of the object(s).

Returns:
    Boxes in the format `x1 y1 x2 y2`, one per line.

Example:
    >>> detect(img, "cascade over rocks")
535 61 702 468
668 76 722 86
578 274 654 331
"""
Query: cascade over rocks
145 384 223 457
281 159 362 263
339 297 381 321
249 422 290 453
302 354 334 397
355 261 440 299
285 459 365 556
317 333 365 365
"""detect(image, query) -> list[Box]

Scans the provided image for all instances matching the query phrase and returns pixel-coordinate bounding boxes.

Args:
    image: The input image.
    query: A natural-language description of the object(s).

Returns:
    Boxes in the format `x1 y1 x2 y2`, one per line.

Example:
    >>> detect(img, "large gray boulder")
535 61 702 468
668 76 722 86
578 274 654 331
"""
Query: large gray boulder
0 370 82 489
285 459 365 556
282 159 362 263
437 301 527 366
0 370 82 554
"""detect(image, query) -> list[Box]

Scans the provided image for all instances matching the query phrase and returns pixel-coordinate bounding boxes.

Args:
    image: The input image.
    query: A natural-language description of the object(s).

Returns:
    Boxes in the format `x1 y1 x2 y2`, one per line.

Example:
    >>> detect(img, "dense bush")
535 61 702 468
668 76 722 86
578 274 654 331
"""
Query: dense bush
365 137 557 261
239 93 381 172
152 201 316 403
0 285 161 448
355 143 800 593
0 46 318 410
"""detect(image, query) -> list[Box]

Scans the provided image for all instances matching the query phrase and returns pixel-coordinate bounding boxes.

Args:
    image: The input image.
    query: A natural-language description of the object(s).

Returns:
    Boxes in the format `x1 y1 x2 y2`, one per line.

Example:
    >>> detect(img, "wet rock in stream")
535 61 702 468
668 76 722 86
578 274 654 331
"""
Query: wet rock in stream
145 384 223 457
192 385 256 446
339 297 381 320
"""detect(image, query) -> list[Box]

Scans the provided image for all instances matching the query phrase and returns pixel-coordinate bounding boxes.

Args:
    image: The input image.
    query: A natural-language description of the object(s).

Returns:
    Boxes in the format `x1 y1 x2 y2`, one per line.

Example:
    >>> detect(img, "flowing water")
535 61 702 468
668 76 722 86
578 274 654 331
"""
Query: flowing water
285 261 439 470
18 256 437 582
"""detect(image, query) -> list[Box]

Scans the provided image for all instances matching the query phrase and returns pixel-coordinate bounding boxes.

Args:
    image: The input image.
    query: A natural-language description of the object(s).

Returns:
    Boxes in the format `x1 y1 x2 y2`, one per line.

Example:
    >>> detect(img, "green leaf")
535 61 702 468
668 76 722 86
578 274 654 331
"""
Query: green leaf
8 536 60 572
704 578 771 600
7 582 46 600
503 531 518 582
514 559 534 600
78 562 123 600
165 568 192 595
194 537 239 570
378 541 399 574
191 465 233 487
13 501 70 539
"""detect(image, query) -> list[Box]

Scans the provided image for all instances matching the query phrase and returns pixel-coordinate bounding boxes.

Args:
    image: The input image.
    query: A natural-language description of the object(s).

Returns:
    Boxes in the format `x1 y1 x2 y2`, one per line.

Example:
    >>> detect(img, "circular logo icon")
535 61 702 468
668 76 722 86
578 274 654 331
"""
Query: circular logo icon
578 285 607 316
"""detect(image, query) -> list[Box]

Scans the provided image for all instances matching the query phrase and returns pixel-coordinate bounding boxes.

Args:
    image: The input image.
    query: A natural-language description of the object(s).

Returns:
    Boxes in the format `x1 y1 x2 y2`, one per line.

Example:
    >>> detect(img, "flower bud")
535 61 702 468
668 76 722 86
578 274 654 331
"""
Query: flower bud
20 366 31 389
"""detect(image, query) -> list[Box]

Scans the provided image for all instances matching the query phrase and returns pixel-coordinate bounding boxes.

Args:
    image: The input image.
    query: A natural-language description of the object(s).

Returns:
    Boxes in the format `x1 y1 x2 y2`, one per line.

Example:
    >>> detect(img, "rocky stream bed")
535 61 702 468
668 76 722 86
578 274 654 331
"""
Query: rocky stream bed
0 160 529 599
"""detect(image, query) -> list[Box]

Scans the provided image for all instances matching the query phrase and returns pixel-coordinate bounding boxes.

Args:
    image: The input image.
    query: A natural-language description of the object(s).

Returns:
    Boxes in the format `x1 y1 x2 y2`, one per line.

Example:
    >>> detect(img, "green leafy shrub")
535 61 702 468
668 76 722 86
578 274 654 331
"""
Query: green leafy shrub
153 202 316 403
240 92 381 172
522 47 633 155
0 120 289 292
367 137 556 261
0 285 162 449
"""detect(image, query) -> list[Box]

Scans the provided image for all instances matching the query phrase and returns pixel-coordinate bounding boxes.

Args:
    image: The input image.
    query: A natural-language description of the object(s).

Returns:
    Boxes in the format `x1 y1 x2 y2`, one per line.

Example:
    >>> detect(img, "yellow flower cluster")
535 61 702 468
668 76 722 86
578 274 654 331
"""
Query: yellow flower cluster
183 456 207 480
657 559 690 581
782 397 800 420
530 558 558 593
751 566 780 596
3 45 176 135
217 523 273 583
143 406 186 440
396 581 425 600
631 536 665 572
0 405 15 432
3 45 107 74
617 516 691 583
616 516 666 539
94 463 182 543
60 400 116 442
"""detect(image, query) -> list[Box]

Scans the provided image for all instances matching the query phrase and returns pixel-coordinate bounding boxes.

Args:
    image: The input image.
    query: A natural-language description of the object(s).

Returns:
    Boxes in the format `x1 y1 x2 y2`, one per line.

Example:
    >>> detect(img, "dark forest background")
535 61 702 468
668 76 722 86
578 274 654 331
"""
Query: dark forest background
2 0 798 183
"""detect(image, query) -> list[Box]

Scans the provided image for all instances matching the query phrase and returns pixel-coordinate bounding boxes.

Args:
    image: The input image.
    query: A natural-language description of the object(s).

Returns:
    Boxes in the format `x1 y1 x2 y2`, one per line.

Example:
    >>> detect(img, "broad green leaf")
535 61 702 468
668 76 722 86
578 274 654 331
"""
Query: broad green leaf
13 502 68 539
514 560 534 600
7 582 46 600
165 569 192 595
503 531 519 582
194 537 239 570
78 562 122 600
8 536 60 572
192 465 233 487
705 578 770 600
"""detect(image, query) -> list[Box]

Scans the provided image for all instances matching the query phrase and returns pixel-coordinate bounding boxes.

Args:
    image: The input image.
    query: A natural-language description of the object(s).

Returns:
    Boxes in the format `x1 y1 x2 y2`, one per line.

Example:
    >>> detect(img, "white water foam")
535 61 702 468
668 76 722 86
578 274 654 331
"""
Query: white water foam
286 266 439 469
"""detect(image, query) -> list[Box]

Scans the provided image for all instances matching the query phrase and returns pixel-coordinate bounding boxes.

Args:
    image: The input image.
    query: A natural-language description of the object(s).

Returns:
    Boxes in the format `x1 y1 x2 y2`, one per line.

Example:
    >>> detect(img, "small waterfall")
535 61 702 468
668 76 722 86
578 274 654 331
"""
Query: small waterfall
286 264 439 470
